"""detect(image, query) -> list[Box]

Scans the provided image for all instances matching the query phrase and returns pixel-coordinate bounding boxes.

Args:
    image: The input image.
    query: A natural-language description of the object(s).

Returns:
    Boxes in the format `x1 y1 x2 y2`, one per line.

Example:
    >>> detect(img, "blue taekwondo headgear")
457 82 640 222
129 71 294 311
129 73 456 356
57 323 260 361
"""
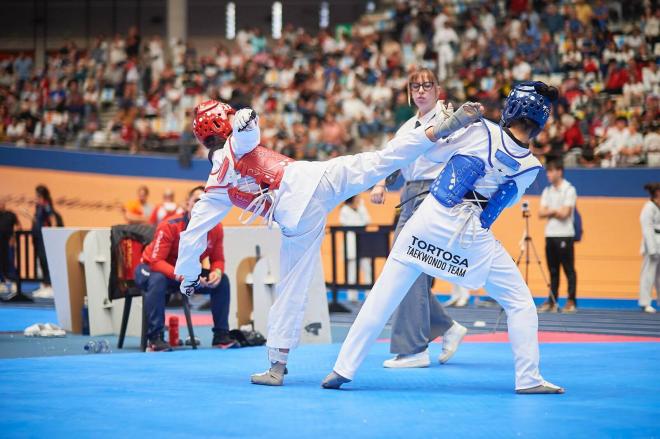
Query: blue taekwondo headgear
501 81 558 138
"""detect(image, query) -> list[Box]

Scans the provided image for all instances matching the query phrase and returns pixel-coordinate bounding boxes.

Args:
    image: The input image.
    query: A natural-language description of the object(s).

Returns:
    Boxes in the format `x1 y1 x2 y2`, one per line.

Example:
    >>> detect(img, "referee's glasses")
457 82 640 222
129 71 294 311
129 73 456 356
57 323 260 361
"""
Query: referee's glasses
409 81 435 91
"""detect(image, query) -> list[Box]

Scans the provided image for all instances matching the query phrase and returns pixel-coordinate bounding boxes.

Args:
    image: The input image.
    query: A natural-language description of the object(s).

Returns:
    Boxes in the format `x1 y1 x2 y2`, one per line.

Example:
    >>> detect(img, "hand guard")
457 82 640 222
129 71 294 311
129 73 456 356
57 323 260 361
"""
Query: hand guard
433 101 483 140
180 276 200 298
435 100 454 123
233 108 259 132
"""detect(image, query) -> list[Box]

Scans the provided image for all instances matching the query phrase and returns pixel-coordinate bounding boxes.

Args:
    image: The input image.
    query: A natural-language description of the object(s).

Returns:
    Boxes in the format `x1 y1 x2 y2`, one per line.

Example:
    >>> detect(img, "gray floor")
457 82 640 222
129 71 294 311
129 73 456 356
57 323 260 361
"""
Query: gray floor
330 301 660 337
2 301 659 360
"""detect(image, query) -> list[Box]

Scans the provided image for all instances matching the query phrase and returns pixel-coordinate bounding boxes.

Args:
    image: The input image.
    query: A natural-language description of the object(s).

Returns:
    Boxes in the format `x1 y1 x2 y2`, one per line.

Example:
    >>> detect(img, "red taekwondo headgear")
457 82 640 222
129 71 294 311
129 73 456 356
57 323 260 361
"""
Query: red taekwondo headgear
192 100 236 147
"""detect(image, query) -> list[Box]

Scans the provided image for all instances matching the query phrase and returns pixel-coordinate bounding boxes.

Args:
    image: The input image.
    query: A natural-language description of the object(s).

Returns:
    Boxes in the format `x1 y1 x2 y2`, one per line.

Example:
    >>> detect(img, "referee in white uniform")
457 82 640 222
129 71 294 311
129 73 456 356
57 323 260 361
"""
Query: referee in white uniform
538 161 578 313
370 68 467 368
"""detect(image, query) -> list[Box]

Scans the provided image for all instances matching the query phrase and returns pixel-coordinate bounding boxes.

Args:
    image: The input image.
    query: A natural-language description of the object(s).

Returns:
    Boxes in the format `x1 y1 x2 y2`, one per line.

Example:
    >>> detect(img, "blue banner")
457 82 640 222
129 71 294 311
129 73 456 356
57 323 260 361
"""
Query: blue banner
1 144 657 197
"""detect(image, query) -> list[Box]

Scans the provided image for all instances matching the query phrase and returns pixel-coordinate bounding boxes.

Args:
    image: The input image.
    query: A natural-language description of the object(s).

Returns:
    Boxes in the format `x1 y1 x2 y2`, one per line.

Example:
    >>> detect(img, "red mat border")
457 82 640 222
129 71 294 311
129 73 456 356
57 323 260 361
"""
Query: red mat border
378 331 660 343
168 312 660 343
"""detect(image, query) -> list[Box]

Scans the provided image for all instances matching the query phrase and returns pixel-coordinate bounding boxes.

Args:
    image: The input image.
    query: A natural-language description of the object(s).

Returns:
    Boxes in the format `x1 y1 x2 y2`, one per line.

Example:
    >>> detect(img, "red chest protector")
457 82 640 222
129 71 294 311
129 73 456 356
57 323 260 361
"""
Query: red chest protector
226 145 295 214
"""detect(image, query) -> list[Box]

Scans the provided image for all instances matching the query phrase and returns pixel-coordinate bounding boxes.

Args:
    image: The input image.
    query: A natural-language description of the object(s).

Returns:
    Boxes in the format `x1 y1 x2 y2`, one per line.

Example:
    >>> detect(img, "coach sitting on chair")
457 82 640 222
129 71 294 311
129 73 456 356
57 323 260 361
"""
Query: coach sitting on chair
135 186 236 352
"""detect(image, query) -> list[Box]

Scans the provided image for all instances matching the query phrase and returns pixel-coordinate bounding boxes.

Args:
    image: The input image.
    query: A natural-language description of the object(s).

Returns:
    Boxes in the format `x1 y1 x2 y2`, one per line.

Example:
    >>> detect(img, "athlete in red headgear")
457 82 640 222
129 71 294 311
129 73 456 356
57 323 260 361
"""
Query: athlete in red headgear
175 99 483 386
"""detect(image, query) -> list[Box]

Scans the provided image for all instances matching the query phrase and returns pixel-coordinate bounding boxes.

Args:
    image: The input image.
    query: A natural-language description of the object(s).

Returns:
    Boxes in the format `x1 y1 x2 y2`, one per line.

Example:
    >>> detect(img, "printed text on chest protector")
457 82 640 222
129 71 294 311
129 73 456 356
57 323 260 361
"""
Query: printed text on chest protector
406 235 468 277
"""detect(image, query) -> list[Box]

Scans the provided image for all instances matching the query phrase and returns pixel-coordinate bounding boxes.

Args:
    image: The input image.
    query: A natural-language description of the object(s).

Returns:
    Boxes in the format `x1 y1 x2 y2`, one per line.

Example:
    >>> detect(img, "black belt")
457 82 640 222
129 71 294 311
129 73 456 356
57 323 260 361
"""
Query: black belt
465 190 488 210
395 180 435 208
397 189 488 209
404 179 434 185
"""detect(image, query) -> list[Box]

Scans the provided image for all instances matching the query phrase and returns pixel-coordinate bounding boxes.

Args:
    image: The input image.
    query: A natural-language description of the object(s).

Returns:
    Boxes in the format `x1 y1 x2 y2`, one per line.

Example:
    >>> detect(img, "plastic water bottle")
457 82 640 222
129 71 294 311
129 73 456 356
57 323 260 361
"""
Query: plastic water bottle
168 316 180 347
81 297 90 336
97 339 111 353
84 339 111 354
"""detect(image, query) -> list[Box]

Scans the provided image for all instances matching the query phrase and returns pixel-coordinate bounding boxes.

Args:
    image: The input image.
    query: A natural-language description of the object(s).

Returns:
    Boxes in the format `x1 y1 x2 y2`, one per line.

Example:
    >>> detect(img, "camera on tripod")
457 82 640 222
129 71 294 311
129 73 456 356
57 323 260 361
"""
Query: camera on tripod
521 199 530 217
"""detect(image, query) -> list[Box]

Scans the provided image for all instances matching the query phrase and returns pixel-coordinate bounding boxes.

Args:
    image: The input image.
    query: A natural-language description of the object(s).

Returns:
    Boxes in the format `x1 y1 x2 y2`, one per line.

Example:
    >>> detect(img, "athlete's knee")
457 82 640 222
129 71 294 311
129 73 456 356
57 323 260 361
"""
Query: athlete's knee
501 290 536 315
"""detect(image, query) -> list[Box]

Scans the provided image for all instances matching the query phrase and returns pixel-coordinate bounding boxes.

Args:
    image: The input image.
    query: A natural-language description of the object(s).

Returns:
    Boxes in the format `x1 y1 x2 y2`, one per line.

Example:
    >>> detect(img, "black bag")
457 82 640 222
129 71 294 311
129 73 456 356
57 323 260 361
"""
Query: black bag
573 205 583 242
228 329 267 347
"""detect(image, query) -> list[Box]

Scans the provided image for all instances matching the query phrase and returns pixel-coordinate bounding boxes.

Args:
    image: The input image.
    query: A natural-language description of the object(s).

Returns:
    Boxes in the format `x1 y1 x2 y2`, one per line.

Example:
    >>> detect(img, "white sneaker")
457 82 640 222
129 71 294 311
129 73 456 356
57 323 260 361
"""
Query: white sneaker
439 321 468 364
516 380 565 394
42 323 66 337
23 323 66 337
454 297 469 307
32 285 54 299
642 305 656 313
383 349 430 368
24 323 45 337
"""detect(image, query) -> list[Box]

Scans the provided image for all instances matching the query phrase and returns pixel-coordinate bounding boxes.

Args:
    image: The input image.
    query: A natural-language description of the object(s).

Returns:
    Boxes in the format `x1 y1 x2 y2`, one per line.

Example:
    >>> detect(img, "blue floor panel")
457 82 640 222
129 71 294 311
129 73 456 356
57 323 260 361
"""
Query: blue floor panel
0 307 58 332
0 342 658 438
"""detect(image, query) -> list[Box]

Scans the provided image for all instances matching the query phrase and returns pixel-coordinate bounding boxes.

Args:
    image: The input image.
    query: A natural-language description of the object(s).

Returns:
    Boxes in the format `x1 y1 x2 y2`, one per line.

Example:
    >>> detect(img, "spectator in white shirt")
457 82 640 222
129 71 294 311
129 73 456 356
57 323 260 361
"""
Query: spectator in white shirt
622 76 646 107
619 121 644 165
512 55 532 81
644 129 660 166
433 20 459 81
642 63 659 95
596 116 630 167
538 161 578 313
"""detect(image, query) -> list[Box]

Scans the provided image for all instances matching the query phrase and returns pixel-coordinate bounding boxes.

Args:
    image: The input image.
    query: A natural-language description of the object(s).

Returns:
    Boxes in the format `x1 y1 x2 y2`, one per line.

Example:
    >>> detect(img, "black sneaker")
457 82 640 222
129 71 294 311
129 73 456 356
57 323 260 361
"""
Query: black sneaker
212 332 238 349
146 336 173 352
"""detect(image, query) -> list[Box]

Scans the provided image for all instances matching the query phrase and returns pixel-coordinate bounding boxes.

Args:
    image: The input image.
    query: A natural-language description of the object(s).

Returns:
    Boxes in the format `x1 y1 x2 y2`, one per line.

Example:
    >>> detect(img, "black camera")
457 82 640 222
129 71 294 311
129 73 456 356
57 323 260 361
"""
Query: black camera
521 200 530 212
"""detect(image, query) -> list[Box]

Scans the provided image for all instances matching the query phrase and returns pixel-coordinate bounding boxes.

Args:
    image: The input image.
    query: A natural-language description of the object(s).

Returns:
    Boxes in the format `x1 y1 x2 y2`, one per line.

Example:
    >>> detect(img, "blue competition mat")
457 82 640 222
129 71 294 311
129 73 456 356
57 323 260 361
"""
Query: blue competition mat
0 307 58 332
0 341 658 438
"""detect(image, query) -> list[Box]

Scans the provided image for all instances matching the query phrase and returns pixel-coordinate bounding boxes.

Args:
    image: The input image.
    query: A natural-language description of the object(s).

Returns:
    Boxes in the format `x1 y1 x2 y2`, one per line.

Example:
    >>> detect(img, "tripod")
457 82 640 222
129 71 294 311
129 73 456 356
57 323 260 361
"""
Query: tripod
492 204 552 332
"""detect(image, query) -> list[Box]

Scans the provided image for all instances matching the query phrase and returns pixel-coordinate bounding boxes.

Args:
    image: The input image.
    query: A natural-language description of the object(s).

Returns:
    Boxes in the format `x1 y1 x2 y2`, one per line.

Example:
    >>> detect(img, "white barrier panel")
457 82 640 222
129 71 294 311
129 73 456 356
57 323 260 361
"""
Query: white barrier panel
223 226 331 344
43 225 331 344
42 227 142 336
42 227 95 332
82 229 143 337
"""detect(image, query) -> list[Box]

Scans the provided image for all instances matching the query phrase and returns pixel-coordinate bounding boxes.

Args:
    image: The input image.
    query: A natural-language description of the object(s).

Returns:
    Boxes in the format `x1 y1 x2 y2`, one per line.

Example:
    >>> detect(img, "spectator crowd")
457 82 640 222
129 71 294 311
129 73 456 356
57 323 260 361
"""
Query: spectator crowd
0 0 658 167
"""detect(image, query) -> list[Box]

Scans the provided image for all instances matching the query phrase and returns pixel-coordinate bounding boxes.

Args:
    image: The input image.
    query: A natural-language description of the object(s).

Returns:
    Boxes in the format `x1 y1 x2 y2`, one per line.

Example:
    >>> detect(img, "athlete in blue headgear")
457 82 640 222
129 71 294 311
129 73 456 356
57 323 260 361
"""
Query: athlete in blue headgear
323 81 564 394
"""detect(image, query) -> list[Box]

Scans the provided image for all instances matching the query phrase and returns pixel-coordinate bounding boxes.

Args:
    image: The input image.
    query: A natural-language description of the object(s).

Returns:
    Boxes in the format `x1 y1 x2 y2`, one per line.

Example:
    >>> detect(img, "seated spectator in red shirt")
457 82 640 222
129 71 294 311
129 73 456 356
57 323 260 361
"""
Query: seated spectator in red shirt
149 188 183 225
604 61 629 94
134 186 235 352
562 114 584 150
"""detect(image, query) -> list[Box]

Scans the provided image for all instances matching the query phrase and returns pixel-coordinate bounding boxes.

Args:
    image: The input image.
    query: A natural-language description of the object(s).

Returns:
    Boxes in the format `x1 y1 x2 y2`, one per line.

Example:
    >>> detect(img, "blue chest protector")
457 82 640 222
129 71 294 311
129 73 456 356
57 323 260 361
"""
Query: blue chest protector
429 154 520 230
429 155 485 208
479 180 517 229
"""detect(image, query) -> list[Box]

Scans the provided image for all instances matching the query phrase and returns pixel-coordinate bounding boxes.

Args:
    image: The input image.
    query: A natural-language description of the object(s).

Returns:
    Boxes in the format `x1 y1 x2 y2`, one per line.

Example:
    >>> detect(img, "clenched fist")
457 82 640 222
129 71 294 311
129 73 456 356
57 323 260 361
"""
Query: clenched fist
180 276 200 297
233 108 259 132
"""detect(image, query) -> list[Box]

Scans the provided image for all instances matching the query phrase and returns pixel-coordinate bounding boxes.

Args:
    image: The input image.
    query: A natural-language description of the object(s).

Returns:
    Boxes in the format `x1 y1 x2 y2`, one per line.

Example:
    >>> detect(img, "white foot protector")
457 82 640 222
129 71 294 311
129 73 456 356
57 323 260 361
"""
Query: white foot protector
516 380 565 394
439 322 468 364
321 371 351 389
251 362 286 386
383 349 430 368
